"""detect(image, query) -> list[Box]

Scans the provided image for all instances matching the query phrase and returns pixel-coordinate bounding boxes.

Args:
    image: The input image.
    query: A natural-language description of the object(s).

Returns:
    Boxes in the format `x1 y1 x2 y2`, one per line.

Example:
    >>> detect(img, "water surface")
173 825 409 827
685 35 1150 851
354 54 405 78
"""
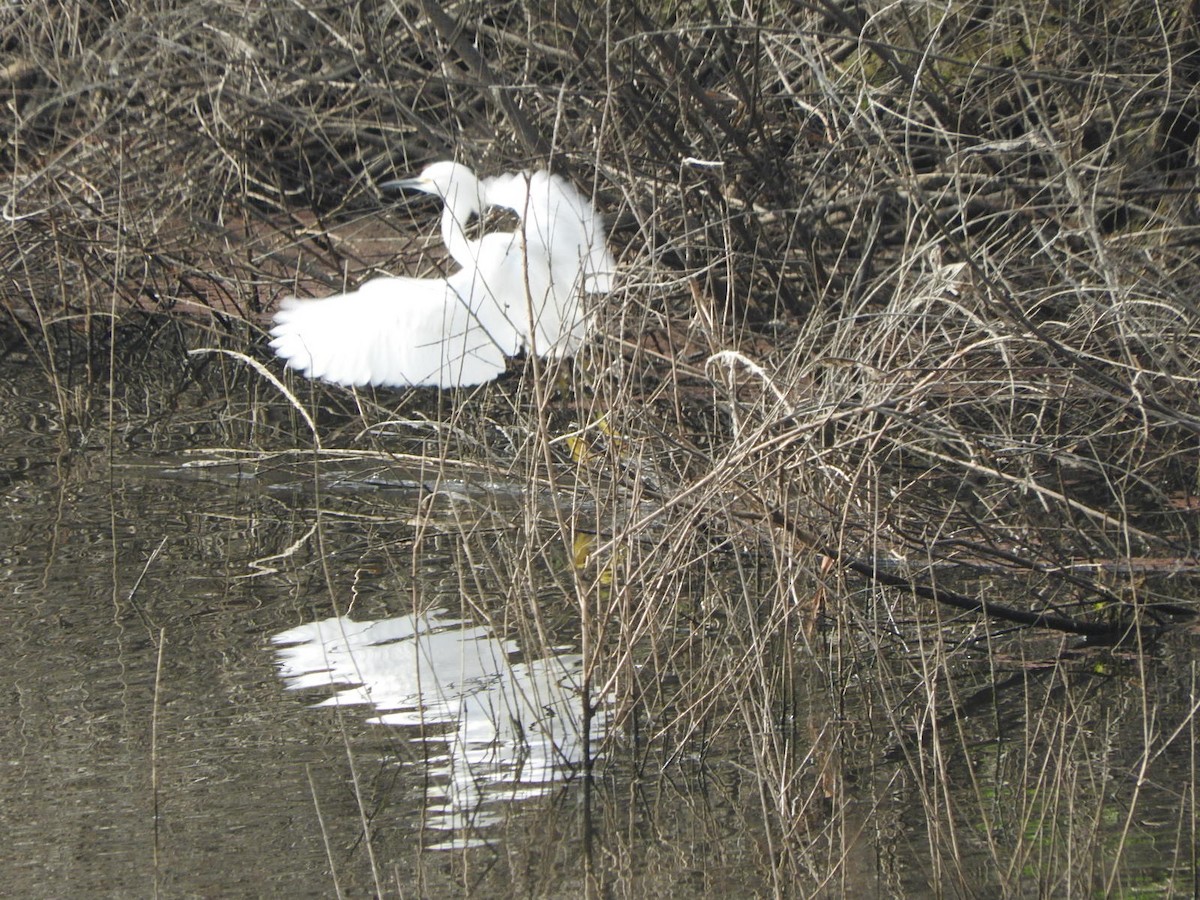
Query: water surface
1 352 1196 897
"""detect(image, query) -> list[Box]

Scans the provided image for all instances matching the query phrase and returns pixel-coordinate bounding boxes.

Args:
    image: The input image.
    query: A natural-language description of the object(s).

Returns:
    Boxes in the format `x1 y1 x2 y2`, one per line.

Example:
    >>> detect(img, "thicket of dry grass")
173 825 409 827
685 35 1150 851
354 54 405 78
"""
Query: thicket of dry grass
6 0 1200 894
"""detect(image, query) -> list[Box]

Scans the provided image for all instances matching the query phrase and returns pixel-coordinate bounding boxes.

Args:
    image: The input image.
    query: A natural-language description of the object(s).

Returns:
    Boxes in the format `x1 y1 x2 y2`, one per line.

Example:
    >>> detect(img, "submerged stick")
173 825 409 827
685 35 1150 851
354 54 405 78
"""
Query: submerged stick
761 503 1131 640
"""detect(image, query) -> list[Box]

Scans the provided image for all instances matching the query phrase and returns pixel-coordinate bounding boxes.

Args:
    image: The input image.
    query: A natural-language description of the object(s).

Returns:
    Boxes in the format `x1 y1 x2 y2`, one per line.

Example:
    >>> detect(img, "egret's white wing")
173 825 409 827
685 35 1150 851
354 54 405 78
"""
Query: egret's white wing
537 171 616 294
270 272 516 389
483 170 614 355
444 232 529 359
487 170 616 293
526 172 611 353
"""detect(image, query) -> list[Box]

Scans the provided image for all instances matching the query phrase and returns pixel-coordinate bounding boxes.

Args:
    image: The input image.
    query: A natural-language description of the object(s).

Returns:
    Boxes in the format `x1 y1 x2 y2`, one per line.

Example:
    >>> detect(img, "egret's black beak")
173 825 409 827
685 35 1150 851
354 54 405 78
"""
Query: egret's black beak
379 176 440 209
380 176 426 193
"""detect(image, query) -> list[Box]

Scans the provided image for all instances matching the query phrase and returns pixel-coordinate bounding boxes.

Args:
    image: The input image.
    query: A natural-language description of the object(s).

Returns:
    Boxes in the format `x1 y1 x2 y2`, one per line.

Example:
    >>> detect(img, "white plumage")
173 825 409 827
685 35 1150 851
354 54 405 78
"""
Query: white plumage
269 161 615 388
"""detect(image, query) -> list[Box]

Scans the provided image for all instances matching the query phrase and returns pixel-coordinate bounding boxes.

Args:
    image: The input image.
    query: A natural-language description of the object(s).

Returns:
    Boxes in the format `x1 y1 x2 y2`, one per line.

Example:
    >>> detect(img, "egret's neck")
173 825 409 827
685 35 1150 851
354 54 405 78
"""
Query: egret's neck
440 181 484 268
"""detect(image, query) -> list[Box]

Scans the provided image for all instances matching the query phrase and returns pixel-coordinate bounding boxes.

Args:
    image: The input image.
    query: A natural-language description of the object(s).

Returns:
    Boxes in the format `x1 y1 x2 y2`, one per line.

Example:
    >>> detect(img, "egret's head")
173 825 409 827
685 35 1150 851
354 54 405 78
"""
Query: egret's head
389 161 479 200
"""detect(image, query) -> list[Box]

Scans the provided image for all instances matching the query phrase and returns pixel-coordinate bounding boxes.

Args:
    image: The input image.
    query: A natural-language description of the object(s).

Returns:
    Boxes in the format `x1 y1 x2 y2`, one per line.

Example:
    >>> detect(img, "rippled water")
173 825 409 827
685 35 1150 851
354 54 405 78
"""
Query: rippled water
1 350 1197 897
273 609 602 846
0 355 619 896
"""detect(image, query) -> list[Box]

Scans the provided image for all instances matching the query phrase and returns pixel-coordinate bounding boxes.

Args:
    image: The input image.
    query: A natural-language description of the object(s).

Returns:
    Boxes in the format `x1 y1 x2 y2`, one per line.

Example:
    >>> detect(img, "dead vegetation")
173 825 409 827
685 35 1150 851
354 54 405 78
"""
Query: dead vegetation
5 0 1200 894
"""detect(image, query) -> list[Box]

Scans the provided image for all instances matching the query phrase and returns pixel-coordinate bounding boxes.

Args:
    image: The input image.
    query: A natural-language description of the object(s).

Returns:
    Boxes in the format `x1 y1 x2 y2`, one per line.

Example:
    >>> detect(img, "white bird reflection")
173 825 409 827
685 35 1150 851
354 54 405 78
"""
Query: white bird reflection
272 609 601 844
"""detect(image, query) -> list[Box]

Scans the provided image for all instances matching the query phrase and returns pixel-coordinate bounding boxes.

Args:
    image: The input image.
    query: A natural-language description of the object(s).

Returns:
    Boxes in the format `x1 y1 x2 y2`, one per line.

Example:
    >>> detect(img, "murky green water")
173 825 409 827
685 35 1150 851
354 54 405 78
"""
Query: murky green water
1 349 1197 897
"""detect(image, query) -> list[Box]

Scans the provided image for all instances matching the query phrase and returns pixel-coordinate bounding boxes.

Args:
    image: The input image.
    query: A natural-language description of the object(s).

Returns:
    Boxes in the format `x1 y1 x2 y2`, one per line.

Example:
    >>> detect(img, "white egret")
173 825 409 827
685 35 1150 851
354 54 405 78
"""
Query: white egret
268 161 615 388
